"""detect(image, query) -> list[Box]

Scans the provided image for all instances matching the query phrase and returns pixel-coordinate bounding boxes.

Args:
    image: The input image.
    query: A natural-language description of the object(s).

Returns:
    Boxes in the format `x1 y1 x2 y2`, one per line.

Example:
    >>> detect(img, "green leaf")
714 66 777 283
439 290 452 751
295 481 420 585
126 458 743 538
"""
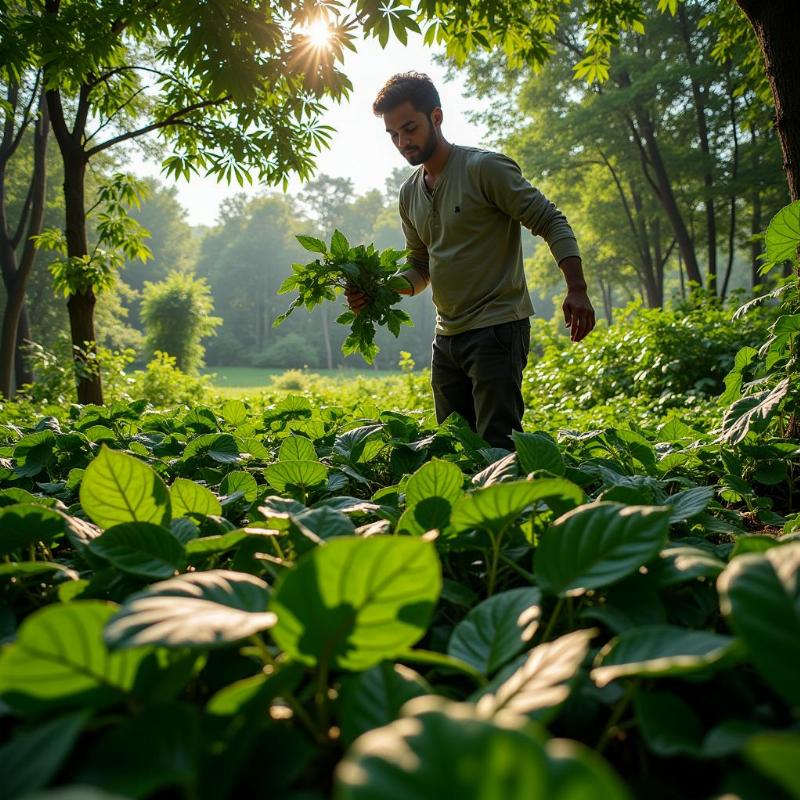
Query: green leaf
105 570 276 649
220 470 258 502
448 587 541 675
664 486 715 523
720 378 790 445
0 503 68 556
296 234 327 254
648 545 725 587
331 229 351 258
592 625 738 687
221 399 248 427
0 711 90 800
535 503 671 597
89 522 186 580
634 689 703 757
270 536 441 670
170 478 222 518
0 601 150 714
764 200 800 265
80 446 171 529
334 696 630 800
512 431 565 476
12 430 55 477
183 433 241 464
450 479 583 536
279 435 317 462
338 663 430 745
717 543 800 705
745 732 800 799
475 628 595 719
405 458 463 507
264 460 328 493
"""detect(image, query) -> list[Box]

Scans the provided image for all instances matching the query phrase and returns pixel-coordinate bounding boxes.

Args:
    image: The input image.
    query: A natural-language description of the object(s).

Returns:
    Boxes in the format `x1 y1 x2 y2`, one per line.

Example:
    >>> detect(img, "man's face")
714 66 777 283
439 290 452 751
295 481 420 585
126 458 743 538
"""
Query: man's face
383 100 440 166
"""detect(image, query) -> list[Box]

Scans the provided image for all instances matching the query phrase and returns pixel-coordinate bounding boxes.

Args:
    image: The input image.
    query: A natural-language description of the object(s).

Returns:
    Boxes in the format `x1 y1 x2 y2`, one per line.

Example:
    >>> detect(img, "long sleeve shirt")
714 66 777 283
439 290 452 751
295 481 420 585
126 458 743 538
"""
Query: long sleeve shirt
399 144 580 335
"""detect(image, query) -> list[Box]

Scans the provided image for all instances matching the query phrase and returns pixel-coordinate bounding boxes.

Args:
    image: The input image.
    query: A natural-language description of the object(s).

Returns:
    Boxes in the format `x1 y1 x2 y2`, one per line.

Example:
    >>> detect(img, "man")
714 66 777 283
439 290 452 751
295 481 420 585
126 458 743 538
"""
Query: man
347 72 595 449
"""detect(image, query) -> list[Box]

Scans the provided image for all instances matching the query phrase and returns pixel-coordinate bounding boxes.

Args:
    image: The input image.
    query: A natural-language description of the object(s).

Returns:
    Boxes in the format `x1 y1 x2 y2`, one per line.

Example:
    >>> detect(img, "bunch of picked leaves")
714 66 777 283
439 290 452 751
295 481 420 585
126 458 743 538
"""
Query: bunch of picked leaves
274 229 413 363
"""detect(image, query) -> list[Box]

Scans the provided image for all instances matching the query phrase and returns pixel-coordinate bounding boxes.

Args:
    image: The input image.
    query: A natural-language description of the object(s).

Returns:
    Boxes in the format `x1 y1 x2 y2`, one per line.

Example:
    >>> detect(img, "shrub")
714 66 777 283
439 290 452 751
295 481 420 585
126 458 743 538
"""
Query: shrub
128 351 211 406
255 332 320 369
141 271 221 373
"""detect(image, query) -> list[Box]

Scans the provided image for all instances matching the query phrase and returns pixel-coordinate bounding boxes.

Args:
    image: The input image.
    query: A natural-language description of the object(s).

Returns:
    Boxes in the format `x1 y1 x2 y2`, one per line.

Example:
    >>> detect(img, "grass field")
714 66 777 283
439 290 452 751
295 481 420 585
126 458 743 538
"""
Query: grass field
201 365 404 396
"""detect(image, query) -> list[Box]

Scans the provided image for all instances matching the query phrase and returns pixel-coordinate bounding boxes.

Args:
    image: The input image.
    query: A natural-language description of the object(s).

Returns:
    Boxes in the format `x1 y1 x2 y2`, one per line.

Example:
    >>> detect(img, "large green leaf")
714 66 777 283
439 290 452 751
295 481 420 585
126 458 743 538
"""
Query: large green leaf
12 430 56 477
633 689 703 757
764 200 800 265
592 625 738 687
448 587 541 675
450 479 583 535
334 697 629 800
474 628 594 719
89 522 186 580
183 433 240 464
279 435 317 462
270 536 441 670
264 460 328 493
221 399 248 427
219 470 258 502
664 486 715 523
745 732 800 799
0 601 150 713
512 431 565 476
104 570 276 649
535 503 671 597
720 378 790 445
405 458 464 507
0 503 68 556
170 478 222 518
647 545 725 587
338 663 431 745
80 446 171 529
717 543 800 705
0 711 90 799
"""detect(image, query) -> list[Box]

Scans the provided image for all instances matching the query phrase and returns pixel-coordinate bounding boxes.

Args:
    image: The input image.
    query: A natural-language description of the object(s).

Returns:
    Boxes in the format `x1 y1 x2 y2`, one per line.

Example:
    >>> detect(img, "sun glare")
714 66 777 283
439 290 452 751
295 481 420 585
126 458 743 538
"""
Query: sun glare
305 18 333 48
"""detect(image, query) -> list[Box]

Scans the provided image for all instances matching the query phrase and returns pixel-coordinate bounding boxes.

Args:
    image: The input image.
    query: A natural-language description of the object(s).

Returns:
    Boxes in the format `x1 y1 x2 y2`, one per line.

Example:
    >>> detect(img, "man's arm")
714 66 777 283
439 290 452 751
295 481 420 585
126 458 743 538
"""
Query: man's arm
479 153 595 341
559 255 595 342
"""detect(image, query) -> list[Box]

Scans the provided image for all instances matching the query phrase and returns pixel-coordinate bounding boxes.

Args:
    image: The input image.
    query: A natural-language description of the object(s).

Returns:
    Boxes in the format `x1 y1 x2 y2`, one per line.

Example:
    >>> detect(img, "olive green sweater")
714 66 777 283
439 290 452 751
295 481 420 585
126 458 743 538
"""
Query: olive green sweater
399 145 580 335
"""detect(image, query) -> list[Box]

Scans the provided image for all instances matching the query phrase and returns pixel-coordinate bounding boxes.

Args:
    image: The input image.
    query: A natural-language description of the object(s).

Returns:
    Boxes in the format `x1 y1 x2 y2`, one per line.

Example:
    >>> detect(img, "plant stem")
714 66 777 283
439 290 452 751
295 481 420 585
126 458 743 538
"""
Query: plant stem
499 553 536 584
486 533 502 597
540 596 565 643
596 681 637 754
248 635 326 745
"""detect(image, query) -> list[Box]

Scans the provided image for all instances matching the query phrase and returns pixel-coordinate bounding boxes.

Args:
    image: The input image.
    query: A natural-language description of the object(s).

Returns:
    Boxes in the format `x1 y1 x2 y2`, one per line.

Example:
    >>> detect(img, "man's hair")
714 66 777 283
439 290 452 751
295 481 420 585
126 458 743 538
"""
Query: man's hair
372 72 441 117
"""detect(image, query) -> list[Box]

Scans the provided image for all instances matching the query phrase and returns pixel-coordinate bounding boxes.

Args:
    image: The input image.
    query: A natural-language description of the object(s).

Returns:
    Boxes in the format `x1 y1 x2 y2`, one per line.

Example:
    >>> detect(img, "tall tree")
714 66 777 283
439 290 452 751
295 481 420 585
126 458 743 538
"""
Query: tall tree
0 75 49 398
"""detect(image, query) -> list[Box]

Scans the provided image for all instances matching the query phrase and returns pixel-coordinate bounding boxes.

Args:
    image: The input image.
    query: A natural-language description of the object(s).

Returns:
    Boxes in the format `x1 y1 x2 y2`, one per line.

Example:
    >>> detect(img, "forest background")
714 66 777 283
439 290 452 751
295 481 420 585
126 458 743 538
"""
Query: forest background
0 0 792 398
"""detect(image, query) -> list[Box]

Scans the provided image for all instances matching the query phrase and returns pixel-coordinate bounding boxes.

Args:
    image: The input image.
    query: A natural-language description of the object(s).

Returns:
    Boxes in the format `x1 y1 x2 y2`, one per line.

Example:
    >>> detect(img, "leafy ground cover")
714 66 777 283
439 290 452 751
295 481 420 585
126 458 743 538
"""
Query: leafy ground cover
0 376 798 798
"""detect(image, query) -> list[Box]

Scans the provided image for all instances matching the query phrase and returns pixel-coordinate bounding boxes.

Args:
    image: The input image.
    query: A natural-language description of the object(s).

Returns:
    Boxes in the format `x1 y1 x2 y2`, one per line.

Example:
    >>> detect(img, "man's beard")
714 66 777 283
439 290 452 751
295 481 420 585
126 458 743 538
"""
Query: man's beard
403 118 439 165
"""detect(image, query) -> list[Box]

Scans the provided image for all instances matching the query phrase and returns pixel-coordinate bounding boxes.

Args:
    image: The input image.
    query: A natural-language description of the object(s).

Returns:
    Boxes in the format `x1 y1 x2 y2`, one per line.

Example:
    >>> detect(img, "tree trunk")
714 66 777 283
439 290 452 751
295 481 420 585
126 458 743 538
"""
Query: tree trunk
678 5 717 293
736 1 800 202
14 306 33 388
0 91 49 398
62 151 103 404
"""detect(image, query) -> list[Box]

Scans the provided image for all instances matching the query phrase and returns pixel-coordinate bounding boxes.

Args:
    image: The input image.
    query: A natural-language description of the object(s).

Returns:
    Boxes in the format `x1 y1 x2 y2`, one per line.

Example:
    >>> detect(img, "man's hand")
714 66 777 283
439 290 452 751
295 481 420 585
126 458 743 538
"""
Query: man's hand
562 288 595 342
344 286 368 314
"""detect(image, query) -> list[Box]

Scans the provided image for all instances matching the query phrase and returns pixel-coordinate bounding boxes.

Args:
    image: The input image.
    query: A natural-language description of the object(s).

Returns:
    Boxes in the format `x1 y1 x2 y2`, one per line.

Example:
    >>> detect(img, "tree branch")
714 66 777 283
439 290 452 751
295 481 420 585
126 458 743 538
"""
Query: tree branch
85 85 150 144
85 95 230 158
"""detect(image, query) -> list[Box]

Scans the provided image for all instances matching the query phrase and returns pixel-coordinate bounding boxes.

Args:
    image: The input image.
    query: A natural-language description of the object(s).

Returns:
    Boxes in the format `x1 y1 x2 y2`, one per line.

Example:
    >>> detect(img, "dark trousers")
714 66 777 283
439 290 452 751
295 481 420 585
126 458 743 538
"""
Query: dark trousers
431 318 531 449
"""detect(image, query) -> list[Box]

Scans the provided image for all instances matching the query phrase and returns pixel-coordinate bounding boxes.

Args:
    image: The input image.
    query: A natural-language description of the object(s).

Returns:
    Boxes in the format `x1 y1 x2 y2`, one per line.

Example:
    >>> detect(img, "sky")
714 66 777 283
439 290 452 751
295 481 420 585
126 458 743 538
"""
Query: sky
132 33 490 227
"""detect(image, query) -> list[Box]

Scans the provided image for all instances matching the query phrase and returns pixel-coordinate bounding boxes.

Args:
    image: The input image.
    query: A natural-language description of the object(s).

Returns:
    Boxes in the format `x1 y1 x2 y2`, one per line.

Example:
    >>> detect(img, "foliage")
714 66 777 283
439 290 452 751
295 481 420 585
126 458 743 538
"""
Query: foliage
523 294 775 428
274 230 413 363
0 369 797 797
127 352 212 408
141 272 221 374
254 332 320 369
35 173 152 297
